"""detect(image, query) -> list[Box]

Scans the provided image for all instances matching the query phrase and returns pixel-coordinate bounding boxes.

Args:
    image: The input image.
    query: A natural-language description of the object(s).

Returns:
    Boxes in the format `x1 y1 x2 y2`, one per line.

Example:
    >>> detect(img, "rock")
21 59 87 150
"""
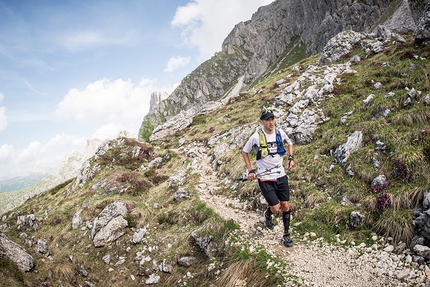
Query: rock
414 244 430 258
159 260 173 273
334 131 363 167
397 268 411 280
349 211 365 229
91 201 128 247
35 239 48 254
0 233 34 272
424 94 430 105
372 175 387 187
145 273 160 285
394 242 407 254
414 4 430 46
177 256 196 267
102 254 111 264
130 228 147 244
16 214 42 231
92 216 128 247
317 30 364 66
168 169 187 188
174 188 190 201
72 209 83 230
191 229 218 258
363 94 375 104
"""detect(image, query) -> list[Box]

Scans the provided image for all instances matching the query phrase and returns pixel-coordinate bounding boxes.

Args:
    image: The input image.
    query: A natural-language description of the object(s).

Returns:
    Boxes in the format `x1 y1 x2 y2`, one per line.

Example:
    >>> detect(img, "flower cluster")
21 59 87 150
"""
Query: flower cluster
117 172 152 196
392 160 409 182
376 191 391 211
370 181 392 194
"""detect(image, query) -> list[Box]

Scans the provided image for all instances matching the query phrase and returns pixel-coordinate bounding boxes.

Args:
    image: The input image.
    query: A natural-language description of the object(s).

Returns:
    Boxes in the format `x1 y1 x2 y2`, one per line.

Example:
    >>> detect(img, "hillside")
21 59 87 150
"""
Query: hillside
1 24 429 286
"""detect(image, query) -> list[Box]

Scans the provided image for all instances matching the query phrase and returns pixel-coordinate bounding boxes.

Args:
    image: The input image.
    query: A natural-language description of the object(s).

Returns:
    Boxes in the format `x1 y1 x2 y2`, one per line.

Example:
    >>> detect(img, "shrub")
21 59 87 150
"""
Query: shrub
392 160 409 182
370 181 392 194
116 172 152 196
52 215 62 225
376 191 391 211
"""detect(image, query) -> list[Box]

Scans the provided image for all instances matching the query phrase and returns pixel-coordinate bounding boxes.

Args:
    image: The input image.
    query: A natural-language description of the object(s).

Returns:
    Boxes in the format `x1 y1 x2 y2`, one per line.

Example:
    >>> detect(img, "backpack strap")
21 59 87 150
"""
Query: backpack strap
276 129 286 156
257 129 268 160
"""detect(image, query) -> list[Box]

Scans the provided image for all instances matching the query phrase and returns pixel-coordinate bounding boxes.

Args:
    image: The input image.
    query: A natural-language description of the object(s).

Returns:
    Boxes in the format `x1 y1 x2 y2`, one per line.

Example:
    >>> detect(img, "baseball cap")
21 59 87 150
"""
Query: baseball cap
260 110 275 120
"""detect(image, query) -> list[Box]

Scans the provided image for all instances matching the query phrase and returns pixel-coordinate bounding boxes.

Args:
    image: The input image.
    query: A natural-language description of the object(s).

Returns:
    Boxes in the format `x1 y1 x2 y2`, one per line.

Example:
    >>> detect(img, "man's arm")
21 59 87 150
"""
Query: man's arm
287 144 294 169
242 151 257 180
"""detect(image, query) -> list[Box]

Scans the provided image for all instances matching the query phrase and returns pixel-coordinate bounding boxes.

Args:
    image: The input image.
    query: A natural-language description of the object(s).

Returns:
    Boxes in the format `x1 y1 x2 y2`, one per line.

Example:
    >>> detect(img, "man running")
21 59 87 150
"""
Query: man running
241 109 295 247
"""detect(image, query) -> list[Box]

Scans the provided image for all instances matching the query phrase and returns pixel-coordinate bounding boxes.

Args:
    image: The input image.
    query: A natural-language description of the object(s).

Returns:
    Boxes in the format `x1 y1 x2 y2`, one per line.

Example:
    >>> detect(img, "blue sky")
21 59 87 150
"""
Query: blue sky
0 0 273 179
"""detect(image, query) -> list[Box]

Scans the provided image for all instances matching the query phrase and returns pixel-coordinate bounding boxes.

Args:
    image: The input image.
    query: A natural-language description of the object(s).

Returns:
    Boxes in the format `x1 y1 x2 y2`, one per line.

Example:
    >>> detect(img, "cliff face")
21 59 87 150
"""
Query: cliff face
141 0 423 139
149 91 169 111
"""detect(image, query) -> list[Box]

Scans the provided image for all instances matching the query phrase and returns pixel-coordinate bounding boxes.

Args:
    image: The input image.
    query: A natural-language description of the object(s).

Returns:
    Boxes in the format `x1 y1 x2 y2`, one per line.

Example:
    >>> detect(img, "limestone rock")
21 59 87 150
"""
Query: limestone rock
0 233 34 272
91 201 128 247
334 131 363 167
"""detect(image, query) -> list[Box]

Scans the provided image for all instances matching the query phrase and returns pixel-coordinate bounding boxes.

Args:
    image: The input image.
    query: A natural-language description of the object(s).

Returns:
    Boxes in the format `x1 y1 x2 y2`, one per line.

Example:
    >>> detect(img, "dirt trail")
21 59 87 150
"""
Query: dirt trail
188 151 427 287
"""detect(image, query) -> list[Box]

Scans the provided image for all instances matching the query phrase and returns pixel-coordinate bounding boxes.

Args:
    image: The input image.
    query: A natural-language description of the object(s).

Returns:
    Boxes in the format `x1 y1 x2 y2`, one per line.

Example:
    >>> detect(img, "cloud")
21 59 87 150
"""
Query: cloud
164 56 191 72
171 0 273 58
55 77 153 137
0 133 87 178
0 93 7 132
0 144 14 162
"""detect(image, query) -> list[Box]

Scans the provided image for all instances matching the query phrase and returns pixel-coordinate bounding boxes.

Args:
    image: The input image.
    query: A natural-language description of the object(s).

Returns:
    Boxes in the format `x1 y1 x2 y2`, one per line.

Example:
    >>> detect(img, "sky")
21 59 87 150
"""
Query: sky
0 0 274 179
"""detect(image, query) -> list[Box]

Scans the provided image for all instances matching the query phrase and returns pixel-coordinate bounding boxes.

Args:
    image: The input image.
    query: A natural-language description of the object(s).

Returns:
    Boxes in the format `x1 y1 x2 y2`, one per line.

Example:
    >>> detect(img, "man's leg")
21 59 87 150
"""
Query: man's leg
280 201 293 247
264 203 281 230
259 180 280 230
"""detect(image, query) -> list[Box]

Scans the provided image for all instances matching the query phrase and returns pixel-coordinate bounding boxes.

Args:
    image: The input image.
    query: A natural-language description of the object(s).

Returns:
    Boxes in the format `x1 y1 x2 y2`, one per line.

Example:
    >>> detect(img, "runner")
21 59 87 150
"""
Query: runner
241 109 295 247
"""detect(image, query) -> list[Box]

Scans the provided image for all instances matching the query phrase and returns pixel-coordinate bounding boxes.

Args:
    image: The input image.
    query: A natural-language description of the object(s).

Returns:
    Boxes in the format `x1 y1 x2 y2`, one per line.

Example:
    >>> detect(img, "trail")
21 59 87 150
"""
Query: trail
180 147 428 287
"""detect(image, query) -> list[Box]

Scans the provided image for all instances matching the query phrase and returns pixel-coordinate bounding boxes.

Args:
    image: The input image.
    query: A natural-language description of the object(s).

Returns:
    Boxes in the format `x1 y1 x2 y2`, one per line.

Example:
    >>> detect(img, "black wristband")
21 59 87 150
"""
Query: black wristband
249 169 256 174
288 155 294 161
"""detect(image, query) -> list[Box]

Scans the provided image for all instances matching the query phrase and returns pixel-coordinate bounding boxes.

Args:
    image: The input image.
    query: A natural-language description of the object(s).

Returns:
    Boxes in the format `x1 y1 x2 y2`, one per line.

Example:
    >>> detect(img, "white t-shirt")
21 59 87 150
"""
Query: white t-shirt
242 128 292 180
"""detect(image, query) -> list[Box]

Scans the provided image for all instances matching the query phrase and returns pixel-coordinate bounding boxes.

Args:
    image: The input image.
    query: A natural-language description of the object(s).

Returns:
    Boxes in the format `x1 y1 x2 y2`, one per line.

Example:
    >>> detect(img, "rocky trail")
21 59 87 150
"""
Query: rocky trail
183 147 430 287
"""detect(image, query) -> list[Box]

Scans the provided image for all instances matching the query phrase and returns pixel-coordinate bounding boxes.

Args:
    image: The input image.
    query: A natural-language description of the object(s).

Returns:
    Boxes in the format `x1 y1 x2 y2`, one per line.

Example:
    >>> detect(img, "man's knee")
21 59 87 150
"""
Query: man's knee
270 204 281 213
280 201 290 212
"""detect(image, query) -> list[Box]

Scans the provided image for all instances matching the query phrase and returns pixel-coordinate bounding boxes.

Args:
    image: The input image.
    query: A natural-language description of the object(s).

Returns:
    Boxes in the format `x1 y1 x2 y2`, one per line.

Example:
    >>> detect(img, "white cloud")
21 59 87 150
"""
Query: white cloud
55 77 153 132
0 133 87 179
171 0 274 58
17 141 42 164
164 56 191 73
0 144 14 162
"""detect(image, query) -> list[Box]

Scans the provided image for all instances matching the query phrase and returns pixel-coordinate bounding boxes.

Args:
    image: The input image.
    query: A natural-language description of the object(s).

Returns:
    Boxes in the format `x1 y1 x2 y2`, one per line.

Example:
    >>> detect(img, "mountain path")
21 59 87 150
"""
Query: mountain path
183 149 428 287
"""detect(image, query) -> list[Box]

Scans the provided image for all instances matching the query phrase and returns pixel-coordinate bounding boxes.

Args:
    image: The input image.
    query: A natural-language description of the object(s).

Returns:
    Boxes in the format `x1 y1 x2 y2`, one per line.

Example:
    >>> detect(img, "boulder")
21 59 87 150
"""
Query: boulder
91 201 128 247
334 131 363 167
0 233 34 272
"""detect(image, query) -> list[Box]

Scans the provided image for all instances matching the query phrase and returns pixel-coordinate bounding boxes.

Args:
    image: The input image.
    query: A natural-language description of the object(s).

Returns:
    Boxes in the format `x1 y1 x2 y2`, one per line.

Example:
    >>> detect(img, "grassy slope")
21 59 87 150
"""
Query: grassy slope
216 34 430 245
0 139 288 286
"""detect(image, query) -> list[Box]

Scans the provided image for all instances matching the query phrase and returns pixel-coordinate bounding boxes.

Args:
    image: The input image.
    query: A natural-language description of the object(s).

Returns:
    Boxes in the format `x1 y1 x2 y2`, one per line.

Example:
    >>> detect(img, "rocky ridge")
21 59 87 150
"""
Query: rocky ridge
143 0 422 132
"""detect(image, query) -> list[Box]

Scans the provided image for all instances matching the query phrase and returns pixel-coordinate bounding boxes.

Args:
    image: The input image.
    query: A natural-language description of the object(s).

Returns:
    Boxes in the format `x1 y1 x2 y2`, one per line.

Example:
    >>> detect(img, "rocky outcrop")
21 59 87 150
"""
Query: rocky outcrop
334 131 363 168
414 3 430 45
149 90 169 111
0 233 34 272
91 201 128 247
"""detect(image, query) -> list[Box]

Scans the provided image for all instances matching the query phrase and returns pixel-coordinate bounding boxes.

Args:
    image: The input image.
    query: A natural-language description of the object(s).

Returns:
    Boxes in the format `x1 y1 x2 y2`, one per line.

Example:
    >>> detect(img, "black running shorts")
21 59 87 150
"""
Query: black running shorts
258 175 290 206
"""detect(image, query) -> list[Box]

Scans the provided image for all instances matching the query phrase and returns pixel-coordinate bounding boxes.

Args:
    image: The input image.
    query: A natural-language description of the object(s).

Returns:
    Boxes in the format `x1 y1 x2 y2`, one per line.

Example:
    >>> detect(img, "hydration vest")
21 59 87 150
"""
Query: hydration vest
256 128 286 160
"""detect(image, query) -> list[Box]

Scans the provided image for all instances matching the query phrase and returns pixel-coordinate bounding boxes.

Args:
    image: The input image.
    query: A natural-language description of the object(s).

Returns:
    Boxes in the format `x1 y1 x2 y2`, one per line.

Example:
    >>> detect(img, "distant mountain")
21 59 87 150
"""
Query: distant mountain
0 174 48 193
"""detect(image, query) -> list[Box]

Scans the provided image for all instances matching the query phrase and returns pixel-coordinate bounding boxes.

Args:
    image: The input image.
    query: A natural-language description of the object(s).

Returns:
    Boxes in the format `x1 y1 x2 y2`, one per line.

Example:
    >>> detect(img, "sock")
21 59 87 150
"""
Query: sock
266 207 273 217
282 211 290 235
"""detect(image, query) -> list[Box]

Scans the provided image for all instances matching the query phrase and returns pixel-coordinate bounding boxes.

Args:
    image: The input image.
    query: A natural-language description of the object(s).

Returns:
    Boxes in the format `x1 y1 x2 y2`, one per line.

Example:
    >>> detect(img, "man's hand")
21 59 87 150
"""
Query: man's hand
287 160 295 170
248 169 257 180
